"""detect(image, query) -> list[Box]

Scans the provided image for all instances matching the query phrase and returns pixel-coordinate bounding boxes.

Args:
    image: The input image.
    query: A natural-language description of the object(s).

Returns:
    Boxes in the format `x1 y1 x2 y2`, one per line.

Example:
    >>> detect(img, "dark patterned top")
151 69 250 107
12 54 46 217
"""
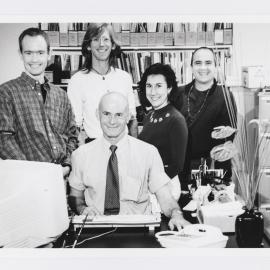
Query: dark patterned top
175 79 237 187
139 104 188 179
0 72 78 166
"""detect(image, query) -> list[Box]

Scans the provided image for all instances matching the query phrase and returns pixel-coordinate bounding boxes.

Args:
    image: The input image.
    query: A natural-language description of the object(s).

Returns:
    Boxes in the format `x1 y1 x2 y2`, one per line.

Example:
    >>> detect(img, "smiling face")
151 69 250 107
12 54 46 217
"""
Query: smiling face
192 48 216 87
20 35 50 81
98 92 129 144
90 28 114 64
145 74 171 110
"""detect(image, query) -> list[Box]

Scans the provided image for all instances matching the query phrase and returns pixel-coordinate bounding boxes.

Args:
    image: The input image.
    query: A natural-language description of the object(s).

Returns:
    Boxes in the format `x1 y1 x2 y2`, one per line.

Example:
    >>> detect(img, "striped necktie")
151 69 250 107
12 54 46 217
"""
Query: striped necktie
104 145 120 215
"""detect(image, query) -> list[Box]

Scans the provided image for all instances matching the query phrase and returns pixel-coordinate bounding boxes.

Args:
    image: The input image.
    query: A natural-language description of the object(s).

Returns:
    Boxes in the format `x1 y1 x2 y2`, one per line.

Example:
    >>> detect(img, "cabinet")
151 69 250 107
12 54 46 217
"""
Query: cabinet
257 92 270 239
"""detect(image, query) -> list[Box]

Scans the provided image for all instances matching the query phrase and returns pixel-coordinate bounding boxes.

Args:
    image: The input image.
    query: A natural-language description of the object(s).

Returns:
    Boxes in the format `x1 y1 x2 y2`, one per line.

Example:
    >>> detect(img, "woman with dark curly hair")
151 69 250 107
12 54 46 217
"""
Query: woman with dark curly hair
138 63 188 198
68 23 138 143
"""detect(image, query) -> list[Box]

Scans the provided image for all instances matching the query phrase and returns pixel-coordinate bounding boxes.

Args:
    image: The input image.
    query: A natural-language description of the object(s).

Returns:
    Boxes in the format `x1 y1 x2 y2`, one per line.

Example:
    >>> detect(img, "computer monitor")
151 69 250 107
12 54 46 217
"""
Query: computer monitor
0 160 69 247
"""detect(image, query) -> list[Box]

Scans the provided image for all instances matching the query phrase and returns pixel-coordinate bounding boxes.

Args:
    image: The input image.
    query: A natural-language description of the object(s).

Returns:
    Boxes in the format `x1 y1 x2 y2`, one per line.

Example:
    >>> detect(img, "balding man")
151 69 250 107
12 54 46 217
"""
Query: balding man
68 92 190 230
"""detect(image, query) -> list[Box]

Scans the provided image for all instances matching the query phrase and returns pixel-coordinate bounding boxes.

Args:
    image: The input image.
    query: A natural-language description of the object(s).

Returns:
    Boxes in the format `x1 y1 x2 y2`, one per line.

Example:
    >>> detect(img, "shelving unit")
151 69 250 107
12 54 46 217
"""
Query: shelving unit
48 45 232 89
51 45 232 53
42 22 233 88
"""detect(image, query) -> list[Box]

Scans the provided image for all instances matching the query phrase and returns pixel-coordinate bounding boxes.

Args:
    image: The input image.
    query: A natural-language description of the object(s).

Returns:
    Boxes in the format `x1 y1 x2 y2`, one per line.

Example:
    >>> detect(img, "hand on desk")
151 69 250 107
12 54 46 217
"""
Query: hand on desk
168 211 191 231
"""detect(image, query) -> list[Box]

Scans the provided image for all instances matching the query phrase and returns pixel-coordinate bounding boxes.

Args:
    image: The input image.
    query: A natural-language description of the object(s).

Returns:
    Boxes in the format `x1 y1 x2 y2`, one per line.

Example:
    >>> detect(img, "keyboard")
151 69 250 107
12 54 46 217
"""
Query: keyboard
72 214 161 228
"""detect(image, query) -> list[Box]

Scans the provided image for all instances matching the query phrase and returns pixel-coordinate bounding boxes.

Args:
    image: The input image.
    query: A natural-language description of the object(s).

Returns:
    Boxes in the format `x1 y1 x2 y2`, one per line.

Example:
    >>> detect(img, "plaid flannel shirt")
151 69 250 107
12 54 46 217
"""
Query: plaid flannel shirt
0 72 78 166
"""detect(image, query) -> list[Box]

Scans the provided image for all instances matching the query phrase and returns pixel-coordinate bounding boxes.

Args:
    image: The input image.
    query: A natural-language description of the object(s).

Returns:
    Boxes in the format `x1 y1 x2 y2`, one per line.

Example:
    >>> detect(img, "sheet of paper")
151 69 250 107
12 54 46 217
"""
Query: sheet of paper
0 160 69 247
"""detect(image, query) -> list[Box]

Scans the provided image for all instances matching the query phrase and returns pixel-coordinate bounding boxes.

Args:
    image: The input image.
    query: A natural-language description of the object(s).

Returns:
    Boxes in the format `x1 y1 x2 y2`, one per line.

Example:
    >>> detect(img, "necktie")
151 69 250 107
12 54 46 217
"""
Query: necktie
104 145 120 215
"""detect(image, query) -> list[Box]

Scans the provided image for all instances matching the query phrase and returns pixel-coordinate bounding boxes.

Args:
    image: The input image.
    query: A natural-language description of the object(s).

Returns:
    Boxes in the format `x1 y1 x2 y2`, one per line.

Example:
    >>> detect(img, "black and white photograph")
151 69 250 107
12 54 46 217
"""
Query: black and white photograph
1 1 270 269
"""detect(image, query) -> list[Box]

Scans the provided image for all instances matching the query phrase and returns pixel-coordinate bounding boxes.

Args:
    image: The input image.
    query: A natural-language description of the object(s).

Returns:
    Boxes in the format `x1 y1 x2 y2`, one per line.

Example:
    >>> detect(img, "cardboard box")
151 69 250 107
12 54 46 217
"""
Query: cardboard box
185 32 197 46
138 33 148 46
242 66 265 88
68 31 78 47
223 29 233 45
147 32 156 46
130 33 139 46
214 29 224 44
174 32 185 46
205 31 214 46
46 31 60 47
77 31 86 46
197 32 206 46
59 33 68 47
164 32 173 46
121 32 130 46
156 32 164 45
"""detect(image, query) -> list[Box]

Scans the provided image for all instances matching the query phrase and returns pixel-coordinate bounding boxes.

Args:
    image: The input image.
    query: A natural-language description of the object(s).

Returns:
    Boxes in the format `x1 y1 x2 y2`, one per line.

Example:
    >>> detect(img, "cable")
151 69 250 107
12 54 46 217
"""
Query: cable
65 227 117 248
75 227 117 246
71 214 88 248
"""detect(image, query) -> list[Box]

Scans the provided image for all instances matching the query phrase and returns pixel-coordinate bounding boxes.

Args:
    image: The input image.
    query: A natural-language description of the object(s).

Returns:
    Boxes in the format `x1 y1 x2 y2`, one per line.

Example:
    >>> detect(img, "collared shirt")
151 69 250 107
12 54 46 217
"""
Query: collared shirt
67 68 137 138
69 135 170 214
0 72 78 165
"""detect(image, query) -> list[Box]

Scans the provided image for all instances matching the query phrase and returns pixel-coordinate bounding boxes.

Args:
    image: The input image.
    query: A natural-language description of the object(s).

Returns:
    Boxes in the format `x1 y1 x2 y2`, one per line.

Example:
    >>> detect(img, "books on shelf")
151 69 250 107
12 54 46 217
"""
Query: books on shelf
115 49 229 85
41 22 232 88
41 22 233 47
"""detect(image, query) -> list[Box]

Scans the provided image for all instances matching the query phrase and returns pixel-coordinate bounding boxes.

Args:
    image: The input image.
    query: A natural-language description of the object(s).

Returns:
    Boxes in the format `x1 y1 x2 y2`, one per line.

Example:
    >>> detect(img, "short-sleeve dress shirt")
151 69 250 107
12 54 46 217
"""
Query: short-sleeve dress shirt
69 135 170 214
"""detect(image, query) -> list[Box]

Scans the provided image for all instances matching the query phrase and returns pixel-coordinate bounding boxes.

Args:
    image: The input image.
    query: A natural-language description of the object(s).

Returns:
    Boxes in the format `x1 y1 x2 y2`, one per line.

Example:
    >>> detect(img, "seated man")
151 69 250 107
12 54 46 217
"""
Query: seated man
68 92 190 231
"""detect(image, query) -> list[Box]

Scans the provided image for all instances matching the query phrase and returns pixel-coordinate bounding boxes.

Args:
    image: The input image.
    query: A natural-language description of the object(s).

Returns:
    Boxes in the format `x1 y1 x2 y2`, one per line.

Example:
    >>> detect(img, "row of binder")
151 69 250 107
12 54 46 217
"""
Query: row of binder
45 30 232 48
40 22 233 47
115 30 232 47
40 22 233 33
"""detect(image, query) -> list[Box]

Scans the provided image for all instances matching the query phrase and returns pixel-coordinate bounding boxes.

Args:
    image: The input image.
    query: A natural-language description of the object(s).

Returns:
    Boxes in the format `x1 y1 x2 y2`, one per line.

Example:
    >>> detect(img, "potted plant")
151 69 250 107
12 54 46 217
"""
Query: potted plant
210 118 270 247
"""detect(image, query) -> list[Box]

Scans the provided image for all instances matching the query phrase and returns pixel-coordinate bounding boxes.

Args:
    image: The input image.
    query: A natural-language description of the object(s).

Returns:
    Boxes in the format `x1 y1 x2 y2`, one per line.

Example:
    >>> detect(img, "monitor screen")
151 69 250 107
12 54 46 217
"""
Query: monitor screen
0 160 69 247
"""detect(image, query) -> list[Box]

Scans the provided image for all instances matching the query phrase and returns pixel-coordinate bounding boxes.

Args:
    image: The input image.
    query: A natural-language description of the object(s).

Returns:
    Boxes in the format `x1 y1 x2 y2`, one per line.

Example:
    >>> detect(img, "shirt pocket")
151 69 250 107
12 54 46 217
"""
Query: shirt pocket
121 175 142 202
48 100 69 134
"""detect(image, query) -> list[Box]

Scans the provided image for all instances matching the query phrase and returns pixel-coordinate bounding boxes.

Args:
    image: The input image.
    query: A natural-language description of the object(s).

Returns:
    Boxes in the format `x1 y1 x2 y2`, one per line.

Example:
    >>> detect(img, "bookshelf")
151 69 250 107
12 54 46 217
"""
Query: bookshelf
42 22 233 88
48 45 232 88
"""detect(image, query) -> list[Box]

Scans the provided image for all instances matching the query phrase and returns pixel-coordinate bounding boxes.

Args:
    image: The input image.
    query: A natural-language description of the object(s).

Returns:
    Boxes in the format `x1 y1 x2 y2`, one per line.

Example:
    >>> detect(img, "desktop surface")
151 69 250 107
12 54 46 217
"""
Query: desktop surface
54 215 270 248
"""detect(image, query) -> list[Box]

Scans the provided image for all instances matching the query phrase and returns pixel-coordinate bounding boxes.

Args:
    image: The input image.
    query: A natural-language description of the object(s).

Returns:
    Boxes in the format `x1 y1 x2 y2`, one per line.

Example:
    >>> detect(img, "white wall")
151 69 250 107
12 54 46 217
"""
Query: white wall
233 23 270 86
0 23 36 84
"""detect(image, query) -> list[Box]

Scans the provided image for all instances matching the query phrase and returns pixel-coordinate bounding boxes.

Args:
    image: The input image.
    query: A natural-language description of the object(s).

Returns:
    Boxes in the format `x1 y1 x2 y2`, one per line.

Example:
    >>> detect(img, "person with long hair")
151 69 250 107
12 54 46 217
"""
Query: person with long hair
68 23 138 143
138 63 188 198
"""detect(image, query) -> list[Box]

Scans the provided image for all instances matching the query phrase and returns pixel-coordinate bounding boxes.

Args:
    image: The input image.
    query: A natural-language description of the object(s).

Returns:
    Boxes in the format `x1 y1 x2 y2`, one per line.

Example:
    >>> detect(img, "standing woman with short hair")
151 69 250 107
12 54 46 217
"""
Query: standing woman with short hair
138 63 188 199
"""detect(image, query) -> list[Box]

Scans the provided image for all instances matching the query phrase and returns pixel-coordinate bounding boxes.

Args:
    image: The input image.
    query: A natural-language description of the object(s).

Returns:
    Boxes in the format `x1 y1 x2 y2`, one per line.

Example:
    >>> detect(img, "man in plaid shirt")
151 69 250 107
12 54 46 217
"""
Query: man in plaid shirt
0 27 78 177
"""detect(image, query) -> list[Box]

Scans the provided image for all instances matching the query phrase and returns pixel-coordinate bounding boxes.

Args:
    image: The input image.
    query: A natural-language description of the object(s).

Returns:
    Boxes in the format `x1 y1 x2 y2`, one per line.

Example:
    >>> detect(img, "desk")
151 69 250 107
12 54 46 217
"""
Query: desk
54 217 270 248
